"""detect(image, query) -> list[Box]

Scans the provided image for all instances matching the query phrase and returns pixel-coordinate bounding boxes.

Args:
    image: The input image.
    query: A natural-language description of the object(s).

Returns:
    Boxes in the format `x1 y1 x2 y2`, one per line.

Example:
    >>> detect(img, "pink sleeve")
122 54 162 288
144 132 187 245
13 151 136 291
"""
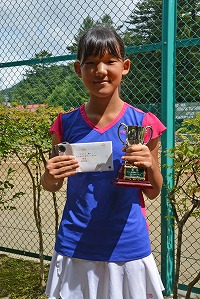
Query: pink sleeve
49 113 63 141
142 112 166 143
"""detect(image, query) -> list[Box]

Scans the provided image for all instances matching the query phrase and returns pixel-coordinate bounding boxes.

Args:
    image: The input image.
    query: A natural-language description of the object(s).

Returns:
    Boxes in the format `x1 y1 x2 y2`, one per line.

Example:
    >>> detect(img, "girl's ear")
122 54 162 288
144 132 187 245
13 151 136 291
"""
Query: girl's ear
122 59 131 76
74 61 82 77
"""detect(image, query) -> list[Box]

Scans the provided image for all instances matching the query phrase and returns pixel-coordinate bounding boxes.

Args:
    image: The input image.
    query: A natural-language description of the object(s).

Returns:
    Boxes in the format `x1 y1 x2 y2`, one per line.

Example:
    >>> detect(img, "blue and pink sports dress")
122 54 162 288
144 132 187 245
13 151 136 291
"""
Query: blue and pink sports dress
46 102 166 299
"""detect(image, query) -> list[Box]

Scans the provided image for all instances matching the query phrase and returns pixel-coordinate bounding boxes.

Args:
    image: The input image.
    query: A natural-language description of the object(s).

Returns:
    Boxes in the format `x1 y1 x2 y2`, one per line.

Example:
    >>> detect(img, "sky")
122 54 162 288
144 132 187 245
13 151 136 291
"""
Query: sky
0 0 138 90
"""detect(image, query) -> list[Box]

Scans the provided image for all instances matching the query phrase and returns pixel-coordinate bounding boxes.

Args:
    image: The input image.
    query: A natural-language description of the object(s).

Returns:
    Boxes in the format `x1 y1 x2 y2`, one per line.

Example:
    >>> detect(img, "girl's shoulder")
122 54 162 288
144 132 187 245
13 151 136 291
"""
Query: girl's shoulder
49 106 83 140
142 111 166 139
125 103 166 139
62 106 81 119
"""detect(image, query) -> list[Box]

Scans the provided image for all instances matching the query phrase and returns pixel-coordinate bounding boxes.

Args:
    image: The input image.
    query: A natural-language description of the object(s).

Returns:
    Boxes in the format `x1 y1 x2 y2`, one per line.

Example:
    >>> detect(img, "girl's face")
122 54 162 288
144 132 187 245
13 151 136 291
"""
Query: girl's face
74 51 130 100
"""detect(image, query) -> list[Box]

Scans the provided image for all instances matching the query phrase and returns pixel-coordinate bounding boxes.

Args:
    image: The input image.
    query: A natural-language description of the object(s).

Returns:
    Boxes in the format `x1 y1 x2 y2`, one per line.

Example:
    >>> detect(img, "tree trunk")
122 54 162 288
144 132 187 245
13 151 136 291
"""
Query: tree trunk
173 224 183 299
185 271 200 299
52 192 59 237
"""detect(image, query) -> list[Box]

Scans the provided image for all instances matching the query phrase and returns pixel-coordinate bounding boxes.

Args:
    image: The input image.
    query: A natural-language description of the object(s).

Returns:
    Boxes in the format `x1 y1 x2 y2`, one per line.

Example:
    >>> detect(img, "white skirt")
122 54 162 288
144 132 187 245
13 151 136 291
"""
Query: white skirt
45 251 165 299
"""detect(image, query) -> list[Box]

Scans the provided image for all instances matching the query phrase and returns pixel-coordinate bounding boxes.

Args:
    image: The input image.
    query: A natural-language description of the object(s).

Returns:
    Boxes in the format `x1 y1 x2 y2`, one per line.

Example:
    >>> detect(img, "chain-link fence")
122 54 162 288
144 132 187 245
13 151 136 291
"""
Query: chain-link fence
0 0 200 297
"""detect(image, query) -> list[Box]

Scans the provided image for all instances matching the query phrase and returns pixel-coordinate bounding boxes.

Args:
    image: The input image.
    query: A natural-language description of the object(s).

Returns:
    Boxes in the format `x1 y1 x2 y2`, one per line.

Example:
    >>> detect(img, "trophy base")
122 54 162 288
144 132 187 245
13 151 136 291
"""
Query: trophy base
114 164 153 189
115 178 153 189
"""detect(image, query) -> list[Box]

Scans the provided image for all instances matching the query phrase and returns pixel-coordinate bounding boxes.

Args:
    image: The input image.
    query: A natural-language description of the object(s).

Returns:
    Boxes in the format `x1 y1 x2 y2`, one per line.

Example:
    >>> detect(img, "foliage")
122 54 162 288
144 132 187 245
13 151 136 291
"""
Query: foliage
66 16 95 54
124 0 162 45
67 15 119 54
168 114 200 219
166 114 200 299
120 0 162 109
0 254 49 299
176 0 200 103
0 104 64 287
46 68 89 110
0 92 4 103
1 15 120 109
0 2 199 296
7 51 73 106
0 167 24 211
122 0 200 109
0 105 62 158
177 0 200 40
1 3 199 110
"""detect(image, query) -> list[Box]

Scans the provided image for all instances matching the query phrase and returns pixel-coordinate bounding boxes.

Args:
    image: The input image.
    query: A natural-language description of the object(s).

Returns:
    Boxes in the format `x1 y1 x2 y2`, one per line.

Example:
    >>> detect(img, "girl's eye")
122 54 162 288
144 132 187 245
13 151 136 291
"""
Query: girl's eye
85 61 94 65
84 59 118 66
107 60 116 64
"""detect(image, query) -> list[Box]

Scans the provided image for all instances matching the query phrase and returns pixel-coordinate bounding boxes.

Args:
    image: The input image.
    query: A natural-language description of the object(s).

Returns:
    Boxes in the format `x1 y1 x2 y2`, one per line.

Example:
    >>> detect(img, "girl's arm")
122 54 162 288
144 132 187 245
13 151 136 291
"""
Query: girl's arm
122 137 163 199
41 133 79 192
143 137 163 199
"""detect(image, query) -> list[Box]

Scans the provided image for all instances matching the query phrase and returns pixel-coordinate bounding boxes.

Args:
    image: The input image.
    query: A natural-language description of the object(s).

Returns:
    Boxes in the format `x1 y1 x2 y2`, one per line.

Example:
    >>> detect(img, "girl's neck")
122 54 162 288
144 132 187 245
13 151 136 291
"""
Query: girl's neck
84 97 124 128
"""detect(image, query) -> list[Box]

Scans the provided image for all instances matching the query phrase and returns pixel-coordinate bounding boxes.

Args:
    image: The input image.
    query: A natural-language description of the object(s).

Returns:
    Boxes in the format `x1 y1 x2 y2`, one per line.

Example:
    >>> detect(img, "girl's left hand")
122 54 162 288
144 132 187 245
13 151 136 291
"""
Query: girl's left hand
121 144 153 169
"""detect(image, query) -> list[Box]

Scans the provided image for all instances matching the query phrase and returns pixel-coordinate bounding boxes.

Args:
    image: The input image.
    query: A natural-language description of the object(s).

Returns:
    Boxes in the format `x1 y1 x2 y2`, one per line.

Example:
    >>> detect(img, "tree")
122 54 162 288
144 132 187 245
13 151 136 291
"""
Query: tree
0 167 24 211
46 64 89 109
0 92 4 104
177 0 200 40
6 48 88 109
96 14 119 31
122 0 200 112
0 104 64 287
121 0 162 113
67 14 118 54
124 0 162 45
67 16 95 54
3 16 120 110
166 114 200 299
8 51 73 106
176 0 200 103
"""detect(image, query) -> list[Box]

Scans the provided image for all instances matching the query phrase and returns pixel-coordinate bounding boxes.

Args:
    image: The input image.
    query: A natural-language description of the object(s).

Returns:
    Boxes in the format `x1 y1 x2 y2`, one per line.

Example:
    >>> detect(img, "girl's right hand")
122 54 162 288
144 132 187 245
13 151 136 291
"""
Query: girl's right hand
45 155 80 181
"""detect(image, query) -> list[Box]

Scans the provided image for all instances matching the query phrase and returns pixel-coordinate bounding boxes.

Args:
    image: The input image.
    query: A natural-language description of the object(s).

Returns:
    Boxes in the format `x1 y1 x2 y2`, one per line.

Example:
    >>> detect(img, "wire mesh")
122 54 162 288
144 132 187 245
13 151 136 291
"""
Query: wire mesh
0 0 200 296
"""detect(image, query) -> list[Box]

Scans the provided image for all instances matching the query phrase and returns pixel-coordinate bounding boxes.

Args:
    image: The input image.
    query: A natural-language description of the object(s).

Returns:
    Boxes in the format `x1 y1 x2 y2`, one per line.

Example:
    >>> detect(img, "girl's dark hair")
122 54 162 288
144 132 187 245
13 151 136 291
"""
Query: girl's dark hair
77 26 125 64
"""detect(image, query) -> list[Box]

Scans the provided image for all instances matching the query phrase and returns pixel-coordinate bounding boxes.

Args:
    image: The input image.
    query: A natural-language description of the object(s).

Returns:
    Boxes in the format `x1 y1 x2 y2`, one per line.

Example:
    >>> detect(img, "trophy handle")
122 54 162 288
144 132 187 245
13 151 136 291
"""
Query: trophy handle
144 126 153 145
117 123 128 145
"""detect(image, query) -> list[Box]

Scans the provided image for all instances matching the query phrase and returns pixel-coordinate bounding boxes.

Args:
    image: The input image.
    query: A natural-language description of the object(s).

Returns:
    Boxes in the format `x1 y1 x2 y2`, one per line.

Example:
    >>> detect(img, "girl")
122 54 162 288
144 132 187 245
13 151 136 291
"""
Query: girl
42 26 166 299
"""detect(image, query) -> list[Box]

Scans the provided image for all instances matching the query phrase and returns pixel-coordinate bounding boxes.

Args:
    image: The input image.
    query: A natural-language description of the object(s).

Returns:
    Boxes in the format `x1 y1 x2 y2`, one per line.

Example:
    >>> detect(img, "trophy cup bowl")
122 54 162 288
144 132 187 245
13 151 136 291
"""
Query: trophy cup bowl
115 123 153 189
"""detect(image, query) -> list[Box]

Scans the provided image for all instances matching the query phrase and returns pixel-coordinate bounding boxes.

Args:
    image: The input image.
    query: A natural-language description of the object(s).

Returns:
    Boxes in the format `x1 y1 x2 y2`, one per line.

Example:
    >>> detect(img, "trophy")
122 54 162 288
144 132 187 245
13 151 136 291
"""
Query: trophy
115 123 153 188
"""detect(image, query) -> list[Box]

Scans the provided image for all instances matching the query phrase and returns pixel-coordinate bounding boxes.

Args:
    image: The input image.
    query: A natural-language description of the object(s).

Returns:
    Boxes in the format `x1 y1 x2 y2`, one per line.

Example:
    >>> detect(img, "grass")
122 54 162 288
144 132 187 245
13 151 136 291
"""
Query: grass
1 254 200 299
0 254 49 299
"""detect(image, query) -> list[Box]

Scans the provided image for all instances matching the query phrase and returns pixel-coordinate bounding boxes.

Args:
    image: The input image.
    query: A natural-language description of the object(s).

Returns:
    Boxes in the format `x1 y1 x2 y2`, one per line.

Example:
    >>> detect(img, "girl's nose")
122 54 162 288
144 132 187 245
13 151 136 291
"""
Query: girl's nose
96 62 107 76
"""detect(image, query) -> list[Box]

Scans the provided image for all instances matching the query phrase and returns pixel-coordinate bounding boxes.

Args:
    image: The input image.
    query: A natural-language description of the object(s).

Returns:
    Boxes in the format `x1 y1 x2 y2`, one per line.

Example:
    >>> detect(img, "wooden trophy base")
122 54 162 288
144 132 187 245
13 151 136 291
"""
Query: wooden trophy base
114 164 153 189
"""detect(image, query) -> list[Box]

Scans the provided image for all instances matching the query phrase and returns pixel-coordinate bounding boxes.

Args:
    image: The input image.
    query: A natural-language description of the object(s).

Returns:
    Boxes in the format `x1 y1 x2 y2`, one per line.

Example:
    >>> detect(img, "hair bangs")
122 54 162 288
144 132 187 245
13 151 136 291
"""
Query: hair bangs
88 38 122 60
78 27 125 64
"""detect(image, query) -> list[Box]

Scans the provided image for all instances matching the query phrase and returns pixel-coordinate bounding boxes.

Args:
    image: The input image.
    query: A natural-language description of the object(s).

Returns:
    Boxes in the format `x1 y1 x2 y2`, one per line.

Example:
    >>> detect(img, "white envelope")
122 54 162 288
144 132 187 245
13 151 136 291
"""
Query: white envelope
54 141 114 172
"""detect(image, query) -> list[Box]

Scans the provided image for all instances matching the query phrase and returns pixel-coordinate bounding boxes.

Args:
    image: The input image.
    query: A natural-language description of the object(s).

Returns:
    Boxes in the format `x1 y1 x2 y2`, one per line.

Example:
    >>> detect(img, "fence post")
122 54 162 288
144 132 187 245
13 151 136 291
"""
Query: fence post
161 0 177 296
